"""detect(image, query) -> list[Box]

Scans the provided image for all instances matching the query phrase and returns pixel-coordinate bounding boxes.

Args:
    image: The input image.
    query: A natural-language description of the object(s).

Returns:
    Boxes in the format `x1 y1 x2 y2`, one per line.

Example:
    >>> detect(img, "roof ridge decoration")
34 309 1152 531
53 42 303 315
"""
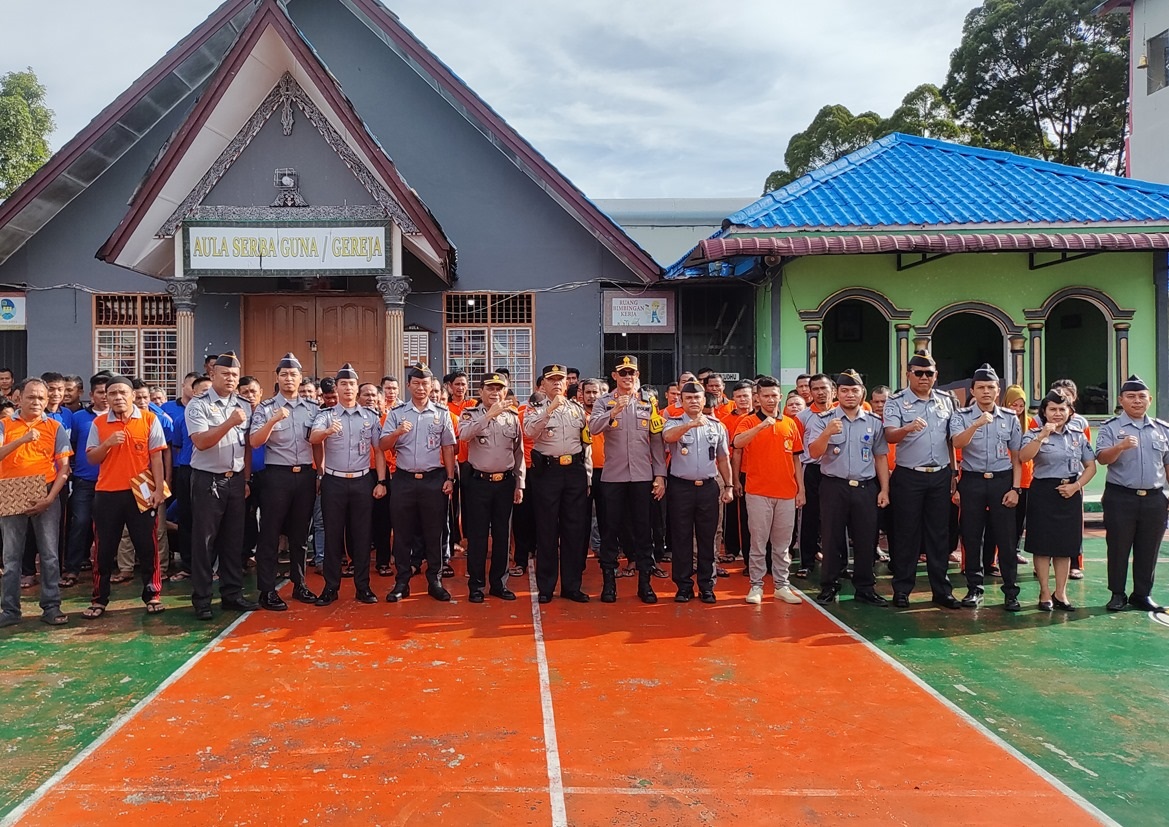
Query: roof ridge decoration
156 71 419 238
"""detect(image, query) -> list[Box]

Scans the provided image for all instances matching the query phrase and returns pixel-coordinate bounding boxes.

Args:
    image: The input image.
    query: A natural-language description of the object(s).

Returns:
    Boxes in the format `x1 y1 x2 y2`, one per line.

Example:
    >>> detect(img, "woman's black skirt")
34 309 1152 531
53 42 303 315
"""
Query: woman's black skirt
1024 476 1082 558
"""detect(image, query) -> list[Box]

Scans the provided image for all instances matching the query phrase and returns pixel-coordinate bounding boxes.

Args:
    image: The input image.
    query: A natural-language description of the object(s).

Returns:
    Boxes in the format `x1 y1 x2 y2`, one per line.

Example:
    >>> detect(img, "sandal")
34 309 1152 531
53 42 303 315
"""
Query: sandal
508 565 526 577
1069 568 1084 580
441 563 456 578
792 568 809 579
660 553 672 563
110 572 133 584
376 565 393 577
41 612 69 626
617 564 637 578
717 553 737 564
651 565 669 579
340 564 355 577
716 566 729 578
81 605 107 619
59 573 78 588
168 570 190 582
146 600 166 614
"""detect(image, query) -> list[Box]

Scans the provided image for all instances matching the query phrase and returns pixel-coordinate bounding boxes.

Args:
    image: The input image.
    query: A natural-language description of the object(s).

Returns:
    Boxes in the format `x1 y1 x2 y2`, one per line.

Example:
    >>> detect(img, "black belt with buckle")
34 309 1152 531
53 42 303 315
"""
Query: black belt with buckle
534 451 582 467
1107 482 1163 497
473 469 514 482
195 468 238 479
395 468 444 481
271 464 312 474
826 476 874 488
966 469 1011 480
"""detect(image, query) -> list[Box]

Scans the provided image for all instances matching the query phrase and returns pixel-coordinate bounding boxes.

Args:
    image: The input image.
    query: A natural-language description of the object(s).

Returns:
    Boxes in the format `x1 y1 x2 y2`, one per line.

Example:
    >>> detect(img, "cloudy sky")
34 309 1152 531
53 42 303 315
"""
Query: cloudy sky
5 0 976 198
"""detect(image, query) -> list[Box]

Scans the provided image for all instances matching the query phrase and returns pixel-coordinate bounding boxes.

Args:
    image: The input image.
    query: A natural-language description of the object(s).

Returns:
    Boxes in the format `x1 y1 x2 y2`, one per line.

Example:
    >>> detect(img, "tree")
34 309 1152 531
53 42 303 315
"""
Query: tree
943 0 1128 174
884 84 963 141
0 68 55 199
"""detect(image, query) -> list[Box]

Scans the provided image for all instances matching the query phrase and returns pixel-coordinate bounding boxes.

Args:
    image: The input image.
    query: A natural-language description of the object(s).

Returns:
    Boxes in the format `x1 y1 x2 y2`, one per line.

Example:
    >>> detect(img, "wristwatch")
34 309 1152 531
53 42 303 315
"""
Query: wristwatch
1012 486 1022 494
376 479 386 486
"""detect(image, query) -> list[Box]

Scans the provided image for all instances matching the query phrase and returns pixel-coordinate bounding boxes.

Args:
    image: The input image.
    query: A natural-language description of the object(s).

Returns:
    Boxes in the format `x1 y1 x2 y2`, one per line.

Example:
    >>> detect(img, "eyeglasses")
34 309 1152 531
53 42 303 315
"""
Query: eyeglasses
911 370 936 378
616 369 637 377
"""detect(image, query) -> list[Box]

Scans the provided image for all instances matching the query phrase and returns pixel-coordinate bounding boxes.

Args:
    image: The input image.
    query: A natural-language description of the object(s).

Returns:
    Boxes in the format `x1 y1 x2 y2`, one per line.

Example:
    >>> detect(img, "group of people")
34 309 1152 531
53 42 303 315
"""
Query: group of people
0 347 1164 627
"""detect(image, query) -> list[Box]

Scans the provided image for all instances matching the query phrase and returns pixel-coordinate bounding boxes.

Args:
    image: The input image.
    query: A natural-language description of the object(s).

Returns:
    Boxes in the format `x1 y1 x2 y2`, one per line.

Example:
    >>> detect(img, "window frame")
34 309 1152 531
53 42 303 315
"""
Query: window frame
443 292 535 398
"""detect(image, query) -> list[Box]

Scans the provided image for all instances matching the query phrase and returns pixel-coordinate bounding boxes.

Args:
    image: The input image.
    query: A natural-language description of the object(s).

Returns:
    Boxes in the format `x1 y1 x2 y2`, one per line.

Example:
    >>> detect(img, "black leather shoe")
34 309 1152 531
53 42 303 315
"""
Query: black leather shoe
468 589 485 603
258 590 287 611
853 590 888 607
674 589 693 603
385 583 410 603
561 590 590 603
537 593 552 604
637 571 657 604
221 596 260 612
1129 594 1165 613
892 593 910 608
1037 599 1053 612
355 589 378 604
932 594 962 610
489 586 517 601
427 583 451 602
815 587 838 605
194 605 213 620
1106 592 1127 612
960 590 983 608
699 590 716 604
314 588 339 606
1003 597 1022 612
601 570 617 603
1051 595 1076 612
291 585 317 604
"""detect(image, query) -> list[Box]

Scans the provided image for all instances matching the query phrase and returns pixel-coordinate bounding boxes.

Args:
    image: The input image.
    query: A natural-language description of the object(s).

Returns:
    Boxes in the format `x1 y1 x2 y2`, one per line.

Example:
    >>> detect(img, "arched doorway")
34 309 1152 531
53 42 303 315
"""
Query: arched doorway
1044 298 1110 415
822 299 890 388
931 313 1005 388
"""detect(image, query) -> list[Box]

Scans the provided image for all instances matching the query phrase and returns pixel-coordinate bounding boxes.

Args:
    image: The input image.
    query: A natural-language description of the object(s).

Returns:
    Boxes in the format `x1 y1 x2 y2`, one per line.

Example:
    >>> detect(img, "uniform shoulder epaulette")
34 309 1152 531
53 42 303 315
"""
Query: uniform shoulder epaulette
1154 417 1169 430
817 409 834 419
390 401 409 411
958 404 975 414
889 389 907 399
1099 415 1120 427
193 388 213 401
259 396 279 409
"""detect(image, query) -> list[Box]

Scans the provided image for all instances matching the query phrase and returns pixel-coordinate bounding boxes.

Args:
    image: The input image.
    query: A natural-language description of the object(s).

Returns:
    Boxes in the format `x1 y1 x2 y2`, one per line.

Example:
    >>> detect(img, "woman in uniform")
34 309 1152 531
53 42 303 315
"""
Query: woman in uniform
1019 390 1096 611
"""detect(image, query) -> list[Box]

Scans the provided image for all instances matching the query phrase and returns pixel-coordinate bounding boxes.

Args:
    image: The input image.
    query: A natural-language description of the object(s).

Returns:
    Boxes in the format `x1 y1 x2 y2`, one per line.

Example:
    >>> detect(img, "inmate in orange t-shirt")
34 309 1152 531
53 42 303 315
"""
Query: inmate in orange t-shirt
0 415 72 483
87 408 166 492
733 412 803 499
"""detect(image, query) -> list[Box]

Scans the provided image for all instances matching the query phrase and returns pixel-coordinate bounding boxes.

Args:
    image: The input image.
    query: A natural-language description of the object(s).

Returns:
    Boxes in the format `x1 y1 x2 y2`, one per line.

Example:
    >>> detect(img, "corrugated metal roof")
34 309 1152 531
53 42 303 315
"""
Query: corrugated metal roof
729 134 1169 231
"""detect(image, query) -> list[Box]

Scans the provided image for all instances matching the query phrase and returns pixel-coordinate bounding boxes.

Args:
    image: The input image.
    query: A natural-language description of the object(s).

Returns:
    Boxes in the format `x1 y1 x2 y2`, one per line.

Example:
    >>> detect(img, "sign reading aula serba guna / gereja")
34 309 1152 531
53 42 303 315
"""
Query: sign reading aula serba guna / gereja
183 223 386 275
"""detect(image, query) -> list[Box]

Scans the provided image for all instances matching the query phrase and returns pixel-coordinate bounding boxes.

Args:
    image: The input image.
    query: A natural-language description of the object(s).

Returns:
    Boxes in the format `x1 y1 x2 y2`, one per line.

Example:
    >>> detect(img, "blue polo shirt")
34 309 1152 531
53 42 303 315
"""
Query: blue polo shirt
69 406 102 482
149 401 175 445
47 406 73 438
161 399 194 466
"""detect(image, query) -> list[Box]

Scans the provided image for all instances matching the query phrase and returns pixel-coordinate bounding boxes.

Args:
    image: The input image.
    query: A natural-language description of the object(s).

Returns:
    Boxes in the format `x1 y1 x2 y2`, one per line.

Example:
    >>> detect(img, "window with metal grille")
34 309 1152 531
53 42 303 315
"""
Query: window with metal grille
444 292 535 398
1150 30 1169 95
403 327 430 371
94 295 178 397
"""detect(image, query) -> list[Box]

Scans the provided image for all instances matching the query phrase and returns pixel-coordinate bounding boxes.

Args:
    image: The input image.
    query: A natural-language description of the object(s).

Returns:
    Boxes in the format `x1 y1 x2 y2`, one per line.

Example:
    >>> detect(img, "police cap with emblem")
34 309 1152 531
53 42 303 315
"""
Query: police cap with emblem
214 351 241 369
907 350 935 369
680 381 704 395
836 369 863 387
405 362 433 382
613 355 639 371
482 373 508 387
541 364 567 380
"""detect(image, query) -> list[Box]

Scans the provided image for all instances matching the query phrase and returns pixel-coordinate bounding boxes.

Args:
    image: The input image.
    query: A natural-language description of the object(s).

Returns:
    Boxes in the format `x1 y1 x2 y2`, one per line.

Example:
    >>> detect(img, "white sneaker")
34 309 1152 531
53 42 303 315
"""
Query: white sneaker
745 585 763 604
775 586 802 604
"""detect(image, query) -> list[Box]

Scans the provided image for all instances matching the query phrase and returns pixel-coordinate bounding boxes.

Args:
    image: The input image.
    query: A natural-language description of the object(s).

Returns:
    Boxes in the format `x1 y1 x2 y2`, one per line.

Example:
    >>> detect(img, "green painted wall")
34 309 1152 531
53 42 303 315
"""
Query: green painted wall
751 250 1157 412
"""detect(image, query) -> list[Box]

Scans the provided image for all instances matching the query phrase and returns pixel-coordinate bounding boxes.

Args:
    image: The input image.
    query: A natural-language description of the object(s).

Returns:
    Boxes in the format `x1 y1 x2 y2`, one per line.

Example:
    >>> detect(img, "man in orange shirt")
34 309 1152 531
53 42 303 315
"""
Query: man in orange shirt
83 375 168 617
732 376 805 605
0 378 73 626
720 380 755 566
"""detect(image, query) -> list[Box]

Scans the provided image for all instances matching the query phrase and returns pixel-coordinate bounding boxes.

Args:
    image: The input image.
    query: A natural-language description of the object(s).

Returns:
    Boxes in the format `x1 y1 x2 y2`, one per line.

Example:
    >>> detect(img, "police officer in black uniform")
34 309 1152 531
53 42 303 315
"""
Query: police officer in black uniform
381 363 457 603
1095 375 1169 613
458 373 525 603
249 352 320 609
308 363 385 606
950 364 1023 611
806 370 891 606
662 381 733 603
185 351 258 619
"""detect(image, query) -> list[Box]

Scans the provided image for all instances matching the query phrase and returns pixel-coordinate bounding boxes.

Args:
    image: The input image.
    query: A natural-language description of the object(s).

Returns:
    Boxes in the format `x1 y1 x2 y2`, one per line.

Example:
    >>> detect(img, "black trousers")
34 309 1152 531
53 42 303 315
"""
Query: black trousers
190 469 246 608
243 472 262 564
321 472 373 594
958 472 1019 598
820 476 880 591
173 465 193 572
599 480 655 573
372 478 392 568
723 472 751 558
256 465 315 593
511 471 536 569
531 458 588 596
92 490 160 606
391 470 447 586
799 463 823 570
1103 483 1167 598
890 467 953 598
463 473 515 590
668 478 719 591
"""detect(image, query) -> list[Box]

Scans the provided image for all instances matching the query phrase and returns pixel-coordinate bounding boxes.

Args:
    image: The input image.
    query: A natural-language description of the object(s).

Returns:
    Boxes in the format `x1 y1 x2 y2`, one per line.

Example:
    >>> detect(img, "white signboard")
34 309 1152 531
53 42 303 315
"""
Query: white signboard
602 290 675 334
185 225 386 273
0 295 26 330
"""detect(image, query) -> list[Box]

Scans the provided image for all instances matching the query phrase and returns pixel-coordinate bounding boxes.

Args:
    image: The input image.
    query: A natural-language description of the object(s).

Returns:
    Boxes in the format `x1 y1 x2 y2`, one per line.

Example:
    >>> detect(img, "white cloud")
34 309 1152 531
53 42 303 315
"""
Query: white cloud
3 0 976 197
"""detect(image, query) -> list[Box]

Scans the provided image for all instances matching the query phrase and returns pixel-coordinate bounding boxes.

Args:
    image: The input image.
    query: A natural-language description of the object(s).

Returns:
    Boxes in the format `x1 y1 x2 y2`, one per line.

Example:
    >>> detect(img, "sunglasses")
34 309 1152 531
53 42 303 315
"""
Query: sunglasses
616 369 637 377
911 370 936 378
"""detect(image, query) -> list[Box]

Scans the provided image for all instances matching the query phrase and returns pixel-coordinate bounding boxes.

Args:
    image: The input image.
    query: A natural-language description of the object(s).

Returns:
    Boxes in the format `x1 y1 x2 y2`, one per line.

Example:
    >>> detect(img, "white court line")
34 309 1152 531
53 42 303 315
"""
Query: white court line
0 612 252 827
528 569 569 827
796 591 1121 827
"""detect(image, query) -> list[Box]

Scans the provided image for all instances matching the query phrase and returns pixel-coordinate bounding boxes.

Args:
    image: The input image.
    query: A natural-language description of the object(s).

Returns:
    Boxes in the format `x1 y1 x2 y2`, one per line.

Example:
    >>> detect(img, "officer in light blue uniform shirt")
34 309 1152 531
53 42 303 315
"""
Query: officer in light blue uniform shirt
663 381 733 604
1095 374 1169 613
948 364 1023 610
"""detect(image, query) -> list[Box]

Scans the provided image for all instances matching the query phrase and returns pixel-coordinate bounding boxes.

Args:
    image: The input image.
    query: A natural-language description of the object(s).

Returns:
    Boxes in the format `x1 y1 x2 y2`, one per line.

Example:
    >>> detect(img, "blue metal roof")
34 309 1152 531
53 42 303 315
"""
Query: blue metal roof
729 133 1169 230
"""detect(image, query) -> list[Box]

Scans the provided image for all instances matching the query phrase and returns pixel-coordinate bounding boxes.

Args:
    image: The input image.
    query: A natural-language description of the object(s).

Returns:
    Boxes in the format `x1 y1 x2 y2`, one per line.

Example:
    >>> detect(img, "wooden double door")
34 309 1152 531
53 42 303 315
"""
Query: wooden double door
243 295 384 382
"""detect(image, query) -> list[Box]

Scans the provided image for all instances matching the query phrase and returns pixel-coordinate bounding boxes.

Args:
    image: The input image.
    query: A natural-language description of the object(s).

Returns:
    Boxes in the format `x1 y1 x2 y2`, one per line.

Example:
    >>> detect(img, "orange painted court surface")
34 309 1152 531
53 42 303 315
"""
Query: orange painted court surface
10 566 1105 827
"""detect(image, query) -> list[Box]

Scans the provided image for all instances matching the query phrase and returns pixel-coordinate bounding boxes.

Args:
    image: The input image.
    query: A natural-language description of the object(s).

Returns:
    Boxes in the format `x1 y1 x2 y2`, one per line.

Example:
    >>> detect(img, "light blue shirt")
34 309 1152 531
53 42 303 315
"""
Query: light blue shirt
311 405 382 474
384 401 455 473
665 413 728 480
1022 422 1094 479
949 405 1021 474
1095 412 1169 490
882 389 954 469
805 407 888 480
